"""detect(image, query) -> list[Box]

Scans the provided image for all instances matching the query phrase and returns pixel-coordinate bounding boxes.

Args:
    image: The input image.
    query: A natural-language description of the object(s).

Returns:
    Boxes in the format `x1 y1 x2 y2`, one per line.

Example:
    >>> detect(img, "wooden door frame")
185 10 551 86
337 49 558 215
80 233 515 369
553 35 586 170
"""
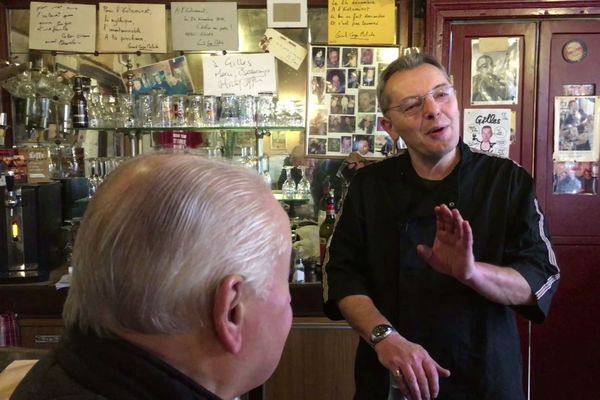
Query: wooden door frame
426 0 600 63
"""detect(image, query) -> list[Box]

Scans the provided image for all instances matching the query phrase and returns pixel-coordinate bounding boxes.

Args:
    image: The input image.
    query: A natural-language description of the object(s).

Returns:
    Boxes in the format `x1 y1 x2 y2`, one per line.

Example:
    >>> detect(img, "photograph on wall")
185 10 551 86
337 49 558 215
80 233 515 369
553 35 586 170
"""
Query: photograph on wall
306 45 399 159
554 96 600 162
463 108 511 158
562 84 595 96
470 37 520 105
125 56 195 97
553 161 598 195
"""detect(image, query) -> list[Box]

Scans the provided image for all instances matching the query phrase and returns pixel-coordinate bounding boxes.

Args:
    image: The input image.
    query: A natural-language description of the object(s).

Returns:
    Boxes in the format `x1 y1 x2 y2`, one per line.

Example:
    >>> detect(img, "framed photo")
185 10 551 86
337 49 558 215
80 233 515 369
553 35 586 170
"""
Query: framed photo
270 131 288 152
553 96 600 162
306 45 399 159
470 37 520 105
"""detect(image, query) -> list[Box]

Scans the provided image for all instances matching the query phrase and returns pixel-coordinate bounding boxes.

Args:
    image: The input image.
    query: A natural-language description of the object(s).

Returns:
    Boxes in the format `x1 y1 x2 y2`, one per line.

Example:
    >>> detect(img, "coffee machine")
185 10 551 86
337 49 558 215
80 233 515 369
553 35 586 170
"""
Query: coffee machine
0 173 63 283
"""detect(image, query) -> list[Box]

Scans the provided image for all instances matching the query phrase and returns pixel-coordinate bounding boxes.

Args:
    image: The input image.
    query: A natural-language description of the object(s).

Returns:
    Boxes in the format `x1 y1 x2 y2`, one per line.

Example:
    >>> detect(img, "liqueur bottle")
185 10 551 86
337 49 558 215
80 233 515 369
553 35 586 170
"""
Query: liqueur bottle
71 76 88 128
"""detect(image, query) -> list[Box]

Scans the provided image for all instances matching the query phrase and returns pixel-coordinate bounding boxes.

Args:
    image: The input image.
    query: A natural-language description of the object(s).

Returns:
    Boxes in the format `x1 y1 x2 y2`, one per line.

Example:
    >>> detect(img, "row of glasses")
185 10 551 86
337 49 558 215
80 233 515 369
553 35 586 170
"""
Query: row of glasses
86 156 128 196
281 166 311 199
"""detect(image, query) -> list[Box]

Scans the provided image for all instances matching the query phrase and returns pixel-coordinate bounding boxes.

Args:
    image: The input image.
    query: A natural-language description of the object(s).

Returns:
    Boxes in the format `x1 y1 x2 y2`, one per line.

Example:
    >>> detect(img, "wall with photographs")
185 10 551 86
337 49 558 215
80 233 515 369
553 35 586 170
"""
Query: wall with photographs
306 46 399 159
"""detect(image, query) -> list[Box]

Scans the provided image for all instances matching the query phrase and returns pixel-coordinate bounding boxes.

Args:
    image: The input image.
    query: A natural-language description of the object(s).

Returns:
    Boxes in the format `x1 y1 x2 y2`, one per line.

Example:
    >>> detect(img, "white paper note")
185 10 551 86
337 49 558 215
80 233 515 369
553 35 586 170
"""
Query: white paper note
171 2 238 51
202 53 278 96
98 3 166 53
29 2 96 53
261 28 307 70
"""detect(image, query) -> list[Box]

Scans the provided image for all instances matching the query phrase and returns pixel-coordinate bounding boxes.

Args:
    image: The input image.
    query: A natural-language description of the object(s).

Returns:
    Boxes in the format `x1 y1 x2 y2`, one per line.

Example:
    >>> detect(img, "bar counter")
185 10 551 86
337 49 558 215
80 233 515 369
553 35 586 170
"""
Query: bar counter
0 267 326 319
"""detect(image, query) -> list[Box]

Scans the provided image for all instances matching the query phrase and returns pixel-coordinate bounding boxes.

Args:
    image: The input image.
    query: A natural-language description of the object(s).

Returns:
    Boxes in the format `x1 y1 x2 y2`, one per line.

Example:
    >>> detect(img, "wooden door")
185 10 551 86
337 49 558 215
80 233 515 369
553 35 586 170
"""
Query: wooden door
449 22 537 172
533 20 600 400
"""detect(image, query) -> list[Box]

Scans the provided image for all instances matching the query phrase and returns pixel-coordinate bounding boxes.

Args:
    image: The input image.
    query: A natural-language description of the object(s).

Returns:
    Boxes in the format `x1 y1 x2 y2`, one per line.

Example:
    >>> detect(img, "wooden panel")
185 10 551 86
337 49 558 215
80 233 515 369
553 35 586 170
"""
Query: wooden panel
530 245 600 399
18 318 64 349
264 317 359 400
535 20 600 240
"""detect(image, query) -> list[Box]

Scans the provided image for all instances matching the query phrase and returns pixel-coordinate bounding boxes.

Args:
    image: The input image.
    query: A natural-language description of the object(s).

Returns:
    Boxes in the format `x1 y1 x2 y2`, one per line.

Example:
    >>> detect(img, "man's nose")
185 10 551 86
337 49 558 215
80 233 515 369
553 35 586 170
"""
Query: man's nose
422 95 441 119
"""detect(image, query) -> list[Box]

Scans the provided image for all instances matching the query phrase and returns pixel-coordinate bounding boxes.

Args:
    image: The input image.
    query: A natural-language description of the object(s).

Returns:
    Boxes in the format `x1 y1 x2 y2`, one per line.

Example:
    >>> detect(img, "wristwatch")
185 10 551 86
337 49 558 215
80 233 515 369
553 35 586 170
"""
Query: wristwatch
369 324 396 347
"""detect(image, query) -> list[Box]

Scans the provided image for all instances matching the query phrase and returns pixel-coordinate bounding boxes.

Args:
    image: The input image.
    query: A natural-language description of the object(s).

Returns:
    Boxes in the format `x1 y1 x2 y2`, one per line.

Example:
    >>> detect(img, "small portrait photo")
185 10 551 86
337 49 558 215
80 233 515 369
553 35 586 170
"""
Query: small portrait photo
331 95 355 115
312 47 326 69
562 84 595 96
362 66 376 87
375 133 394 156
326 69 346 94
328 137 341 152
357 114 376 134
357 89 376 113
360 48 374 65
311 76 326 105
340 135 352 154
328 115 343 133
347 69 360 89
343 48 359 67
353 134 374 156
553 162 597 194
340 115 356 133
309 110 328 135
308 138 327 155
327 47 341 68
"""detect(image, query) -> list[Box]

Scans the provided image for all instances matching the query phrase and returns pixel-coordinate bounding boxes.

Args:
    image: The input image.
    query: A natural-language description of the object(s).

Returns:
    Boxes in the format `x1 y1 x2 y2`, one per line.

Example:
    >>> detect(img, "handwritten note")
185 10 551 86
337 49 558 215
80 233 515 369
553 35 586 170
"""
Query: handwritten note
29 2 96 52
262 28 307 70
202 53 277 96
171 2 238 51
328 0 395 45
98 3 166 53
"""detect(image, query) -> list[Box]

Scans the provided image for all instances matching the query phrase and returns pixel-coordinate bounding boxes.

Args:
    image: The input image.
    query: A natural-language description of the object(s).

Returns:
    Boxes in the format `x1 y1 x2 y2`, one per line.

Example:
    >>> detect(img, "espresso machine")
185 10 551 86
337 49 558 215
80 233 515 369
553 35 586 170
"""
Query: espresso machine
0 172 63 283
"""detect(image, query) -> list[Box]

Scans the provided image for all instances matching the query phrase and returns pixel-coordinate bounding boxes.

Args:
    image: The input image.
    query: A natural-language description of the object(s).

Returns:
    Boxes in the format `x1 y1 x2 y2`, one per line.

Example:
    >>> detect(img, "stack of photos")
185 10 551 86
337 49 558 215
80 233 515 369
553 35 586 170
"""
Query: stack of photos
306 46 399 158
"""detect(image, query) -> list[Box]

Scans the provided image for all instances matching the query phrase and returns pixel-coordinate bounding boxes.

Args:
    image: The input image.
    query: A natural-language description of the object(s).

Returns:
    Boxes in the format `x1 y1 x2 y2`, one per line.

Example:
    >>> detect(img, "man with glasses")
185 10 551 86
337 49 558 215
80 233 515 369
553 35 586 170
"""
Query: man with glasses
323 52 560 400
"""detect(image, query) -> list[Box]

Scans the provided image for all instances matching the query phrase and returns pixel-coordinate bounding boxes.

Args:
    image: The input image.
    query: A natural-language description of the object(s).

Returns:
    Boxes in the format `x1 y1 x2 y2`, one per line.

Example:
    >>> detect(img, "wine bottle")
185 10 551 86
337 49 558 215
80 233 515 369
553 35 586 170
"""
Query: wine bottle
319 188 336 265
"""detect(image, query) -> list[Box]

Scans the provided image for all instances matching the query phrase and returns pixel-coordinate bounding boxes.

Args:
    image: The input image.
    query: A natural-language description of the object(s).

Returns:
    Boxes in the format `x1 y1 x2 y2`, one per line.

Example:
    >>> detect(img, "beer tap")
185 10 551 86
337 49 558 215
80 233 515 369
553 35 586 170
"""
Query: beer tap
3 171 25 271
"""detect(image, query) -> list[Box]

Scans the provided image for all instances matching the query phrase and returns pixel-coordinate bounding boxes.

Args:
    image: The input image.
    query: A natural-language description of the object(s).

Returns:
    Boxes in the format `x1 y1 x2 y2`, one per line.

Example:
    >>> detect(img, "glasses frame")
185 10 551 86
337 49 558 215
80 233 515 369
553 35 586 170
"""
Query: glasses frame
384 84 455 117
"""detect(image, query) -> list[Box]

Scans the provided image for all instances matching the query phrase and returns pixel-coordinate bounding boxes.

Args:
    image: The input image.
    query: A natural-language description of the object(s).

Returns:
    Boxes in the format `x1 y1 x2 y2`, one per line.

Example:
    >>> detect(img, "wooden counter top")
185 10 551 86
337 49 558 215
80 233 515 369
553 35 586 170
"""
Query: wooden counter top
0 269 325 318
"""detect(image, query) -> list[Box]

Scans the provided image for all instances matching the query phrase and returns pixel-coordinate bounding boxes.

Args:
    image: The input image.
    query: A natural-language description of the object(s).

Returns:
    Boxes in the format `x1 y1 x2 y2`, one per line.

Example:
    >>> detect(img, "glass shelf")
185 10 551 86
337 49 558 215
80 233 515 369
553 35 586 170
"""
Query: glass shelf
72 125 305 133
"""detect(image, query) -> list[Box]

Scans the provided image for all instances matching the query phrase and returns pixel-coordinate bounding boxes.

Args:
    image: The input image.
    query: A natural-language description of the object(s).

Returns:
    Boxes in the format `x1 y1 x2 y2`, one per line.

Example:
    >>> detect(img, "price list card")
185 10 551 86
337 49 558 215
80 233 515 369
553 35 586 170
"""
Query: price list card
98 3 167 53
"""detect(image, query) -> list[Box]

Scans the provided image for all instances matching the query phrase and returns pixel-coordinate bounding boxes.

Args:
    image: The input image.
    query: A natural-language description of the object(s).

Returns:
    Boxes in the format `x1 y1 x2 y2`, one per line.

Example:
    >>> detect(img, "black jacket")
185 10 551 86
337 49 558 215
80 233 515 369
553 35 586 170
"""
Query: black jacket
11 329 221 400
323 143 560 399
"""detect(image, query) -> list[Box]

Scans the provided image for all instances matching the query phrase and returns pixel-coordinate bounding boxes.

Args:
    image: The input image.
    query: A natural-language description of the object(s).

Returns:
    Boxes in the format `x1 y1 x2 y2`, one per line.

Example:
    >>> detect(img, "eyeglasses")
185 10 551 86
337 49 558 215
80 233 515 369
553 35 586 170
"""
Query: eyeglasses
385 85 455 117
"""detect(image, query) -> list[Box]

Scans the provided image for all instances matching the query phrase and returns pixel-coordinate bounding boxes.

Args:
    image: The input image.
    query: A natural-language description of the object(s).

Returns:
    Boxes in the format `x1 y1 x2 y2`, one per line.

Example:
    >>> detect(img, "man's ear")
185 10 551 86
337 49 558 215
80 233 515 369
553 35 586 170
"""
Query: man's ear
380 117 399 141
213 275 246 354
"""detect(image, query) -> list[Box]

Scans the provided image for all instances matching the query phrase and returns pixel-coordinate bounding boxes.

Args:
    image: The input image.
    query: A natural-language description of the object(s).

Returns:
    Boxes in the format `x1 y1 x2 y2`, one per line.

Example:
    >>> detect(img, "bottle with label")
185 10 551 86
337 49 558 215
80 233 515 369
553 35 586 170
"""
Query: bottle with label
71 76 88 128
319 188 336 265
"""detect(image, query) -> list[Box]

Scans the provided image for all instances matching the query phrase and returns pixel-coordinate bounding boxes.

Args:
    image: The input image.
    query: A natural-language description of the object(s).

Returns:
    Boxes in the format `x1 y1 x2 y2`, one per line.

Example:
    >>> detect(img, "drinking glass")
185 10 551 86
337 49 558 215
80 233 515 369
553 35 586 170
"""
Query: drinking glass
135 94 154 127
296 166 311 199
203 95 218 126
281 166 297 199
256 92 275 127
186 94 203 127
171 95 187 126
219 93 239 126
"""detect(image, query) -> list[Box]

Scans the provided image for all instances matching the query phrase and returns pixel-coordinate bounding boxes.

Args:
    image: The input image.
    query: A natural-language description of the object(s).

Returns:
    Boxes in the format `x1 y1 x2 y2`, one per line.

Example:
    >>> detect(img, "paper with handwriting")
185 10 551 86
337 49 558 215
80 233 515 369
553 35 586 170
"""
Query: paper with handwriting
328 0 395 45
98 3 166 53
202 53 277 96
171 2 238 51
261 28 307 70
29 2 96 52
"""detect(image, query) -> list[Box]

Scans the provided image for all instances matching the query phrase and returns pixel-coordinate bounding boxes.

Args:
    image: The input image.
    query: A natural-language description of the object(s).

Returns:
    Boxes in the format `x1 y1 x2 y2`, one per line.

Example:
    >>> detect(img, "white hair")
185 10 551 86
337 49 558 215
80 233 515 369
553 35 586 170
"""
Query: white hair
63 153 289 337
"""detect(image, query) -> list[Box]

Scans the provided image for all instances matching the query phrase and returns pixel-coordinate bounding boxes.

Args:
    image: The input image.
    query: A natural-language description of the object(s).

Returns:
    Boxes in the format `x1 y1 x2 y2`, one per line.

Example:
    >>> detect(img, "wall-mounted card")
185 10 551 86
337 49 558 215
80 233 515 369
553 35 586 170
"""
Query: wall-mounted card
29 2 96 53
98 3 166 53
202 53 277 96
260 28 307 70
267 0 307 28
171 2 238 51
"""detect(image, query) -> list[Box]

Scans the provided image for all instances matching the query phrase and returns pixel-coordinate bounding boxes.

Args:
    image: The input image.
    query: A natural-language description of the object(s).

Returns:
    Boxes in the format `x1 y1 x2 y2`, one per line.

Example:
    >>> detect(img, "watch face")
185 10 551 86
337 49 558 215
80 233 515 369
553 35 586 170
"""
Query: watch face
371 324 393 343
562 40 587 63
